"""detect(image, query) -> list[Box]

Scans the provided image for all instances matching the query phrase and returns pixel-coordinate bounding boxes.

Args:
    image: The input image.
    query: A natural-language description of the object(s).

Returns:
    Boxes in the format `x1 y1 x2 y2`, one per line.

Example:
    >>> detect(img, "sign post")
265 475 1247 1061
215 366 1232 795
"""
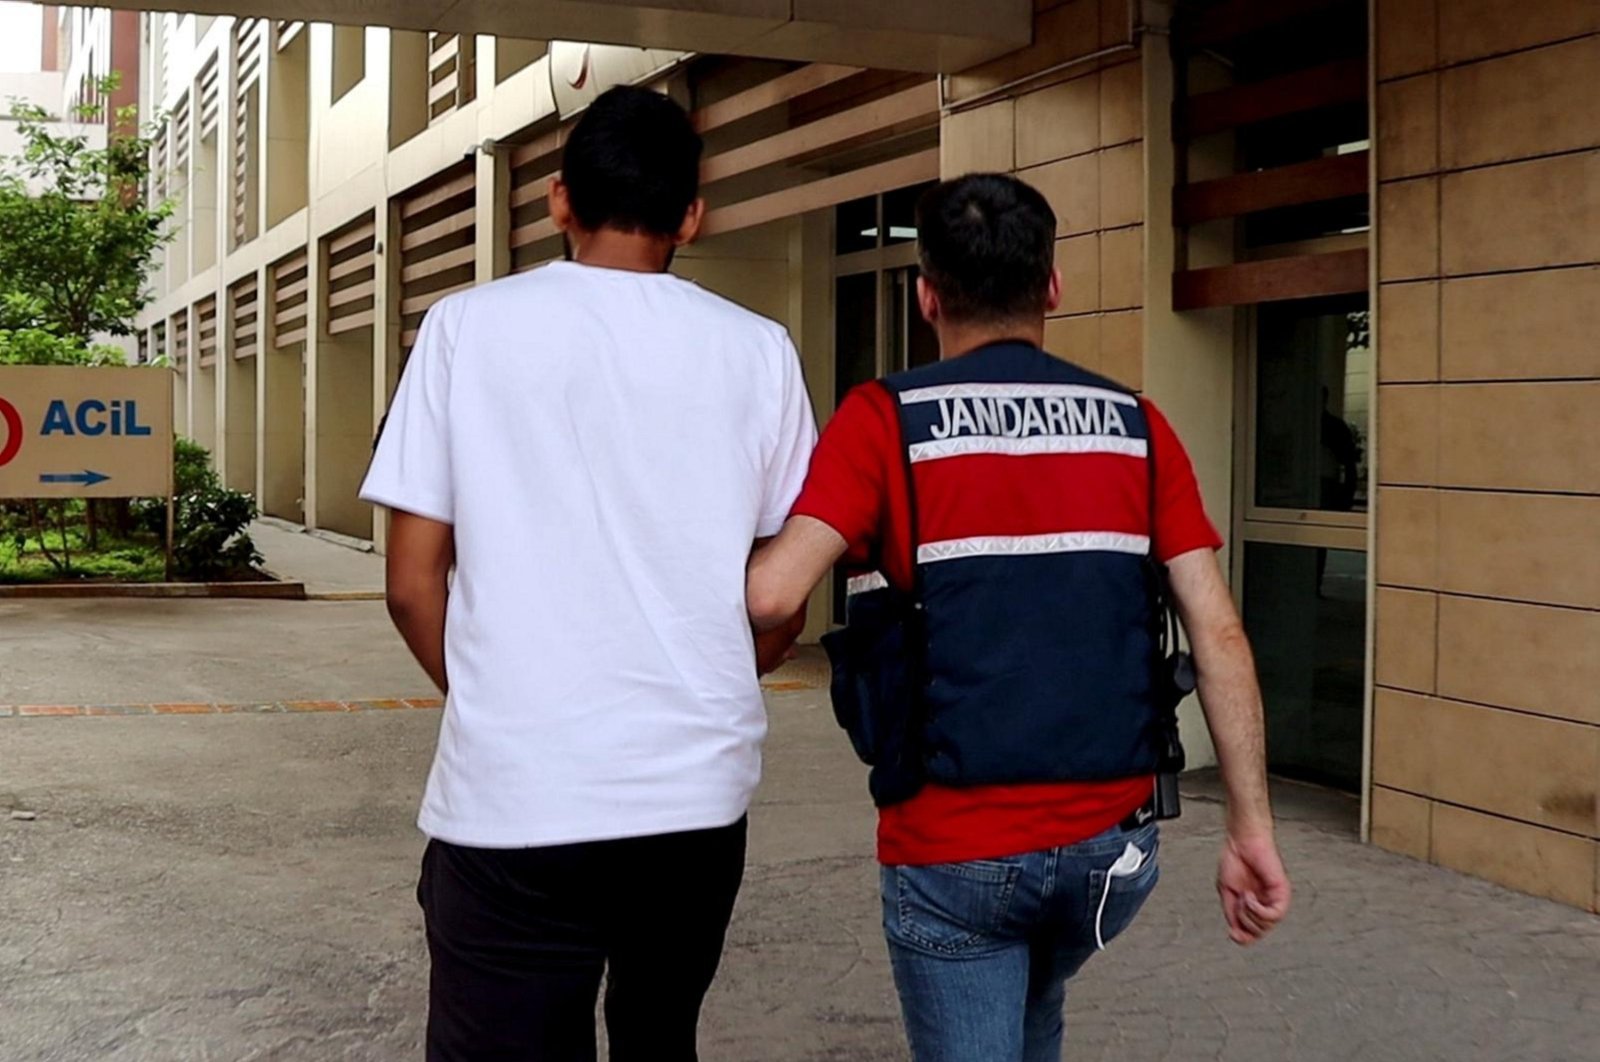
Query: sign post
0 366 176 574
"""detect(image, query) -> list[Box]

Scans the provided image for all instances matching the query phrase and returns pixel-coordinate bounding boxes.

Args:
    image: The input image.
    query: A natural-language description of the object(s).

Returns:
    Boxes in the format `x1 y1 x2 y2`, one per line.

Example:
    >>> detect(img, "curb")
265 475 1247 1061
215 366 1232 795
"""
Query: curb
0 581 308 600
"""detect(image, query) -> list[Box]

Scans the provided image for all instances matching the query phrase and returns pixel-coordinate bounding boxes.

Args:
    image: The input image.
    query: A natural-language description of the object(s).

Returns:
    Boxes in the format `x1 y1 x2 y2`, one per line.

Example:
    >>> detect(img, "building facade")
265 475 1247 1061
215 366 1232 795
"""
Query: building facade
60 1 1599 913
0 69 106 195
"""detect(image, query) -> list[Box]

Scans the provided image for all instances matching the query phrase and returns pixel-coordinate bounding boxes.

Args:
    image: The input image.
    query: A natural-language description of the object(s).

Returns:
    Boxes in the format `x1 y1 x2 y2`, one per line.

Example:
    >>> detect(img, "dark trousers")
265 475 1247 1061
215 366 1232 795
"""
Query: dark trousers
419 817 748 1062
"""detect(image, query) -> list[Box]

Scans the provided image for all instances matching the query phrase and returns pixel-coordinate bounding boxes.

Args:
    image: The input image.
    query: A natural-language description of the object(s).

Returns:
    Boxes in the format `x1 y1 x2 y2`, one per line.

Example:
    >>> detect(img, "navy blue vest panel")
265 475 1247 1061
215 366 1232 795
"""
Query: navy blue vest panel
919 552 1161 784
878 342 1162 791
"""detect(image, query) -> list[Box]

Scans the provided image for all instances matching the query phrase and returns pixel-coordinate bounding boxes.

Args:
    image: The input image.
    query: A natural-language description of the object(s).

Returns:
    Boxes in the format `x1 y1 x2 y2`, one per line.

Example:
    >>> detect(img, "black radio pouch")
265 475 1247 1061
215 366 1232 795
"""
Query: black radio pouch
820 383 929 807
1142 399 1194 820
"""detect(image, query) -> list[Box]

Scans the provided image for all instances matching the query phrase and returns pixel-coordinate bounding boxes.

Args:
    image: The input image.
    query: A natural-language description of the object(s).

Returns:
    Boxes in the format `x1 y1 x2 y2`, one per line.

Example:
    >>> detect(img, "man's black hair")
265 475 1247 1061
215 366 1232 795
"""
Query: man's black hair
561 85 703 238
915 174 1058 324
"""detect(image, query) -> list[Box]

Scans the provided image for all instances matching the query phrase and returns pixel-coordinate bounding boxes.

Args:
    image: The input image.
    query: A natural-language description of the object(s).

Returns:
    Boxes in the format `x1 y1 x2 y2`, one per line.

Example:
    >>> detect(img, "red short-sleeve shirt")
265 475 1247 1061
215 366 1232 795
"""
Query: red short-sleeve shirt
792 380 1223 866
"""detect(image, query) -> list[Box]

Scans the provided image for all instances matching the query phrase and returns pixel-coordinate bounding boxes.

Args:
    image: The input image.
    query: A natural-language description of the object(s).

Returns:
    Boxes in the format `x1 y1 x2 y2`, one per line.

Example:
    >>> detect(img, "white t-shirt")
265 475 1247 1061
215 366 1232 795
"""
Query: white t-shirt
361 261 817 848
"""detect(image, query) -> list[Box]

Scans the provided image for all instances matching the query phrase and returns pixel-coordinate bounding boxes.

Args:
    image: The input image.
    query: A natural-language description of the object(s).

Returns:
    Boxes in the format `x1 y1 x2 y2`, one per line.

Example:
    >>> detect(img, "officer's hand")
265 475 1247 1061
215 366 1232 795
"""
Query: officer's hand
1216 831 1290 946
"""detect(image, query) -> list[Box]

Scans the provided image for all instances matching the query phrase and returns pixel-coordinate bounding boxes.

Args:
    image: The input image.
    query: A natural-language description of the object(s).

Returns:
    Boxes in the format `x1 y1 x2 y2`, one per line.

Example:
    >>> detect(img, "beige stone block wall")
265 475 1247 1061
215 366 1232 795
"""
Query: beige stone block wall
1371 0 1600 911
942 0 1146 390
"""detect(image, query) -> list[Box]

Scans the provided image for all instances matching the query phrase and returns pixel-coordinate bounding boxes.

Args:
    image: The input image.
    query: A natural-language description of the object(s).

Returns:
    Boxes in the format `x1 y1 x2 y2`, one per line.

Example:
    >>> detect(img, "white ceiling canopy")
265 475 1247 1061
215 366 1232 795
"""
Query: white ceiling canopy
85 0 1034 73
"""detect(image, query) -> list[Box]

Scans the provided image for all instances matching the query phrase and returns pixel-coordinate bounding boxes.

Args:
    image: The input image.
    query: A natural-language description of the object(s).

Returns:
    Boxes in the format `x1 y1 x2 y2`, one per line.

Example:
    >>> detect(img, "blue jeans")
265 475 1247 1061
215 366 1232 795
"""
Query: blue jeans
881 821 1160 1062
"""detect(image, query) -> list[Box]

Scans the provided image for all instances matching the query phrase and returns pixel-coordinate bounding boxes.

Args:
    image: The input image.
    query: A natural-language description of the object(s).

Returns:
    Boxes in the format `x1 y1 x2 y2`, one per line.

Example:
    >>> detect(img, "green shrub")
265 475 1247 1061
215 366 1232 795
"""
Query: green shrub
0 326 125 366
135 438 262 579
173 484 261 579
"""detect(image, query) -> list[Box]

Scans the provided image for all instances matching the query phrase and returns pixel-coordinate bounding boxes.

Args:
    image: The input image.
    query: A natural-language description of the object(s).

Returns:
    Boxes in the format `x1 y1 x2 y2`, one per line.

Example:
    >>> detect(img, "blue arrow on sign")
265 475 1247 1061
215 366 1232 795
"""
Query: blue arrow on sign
39 470 111 487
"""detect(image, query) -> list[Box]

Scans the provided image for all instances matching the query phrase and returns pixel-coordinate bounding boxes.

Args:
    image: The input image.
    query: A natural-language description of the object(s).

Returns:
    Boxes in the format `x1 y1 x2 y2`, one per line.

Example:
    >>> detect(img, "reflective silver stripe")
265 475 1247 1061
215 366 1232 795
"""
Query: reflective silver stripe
917 532 1150 564
846 571 889 596
898 383 1139 407
908 435 1148 463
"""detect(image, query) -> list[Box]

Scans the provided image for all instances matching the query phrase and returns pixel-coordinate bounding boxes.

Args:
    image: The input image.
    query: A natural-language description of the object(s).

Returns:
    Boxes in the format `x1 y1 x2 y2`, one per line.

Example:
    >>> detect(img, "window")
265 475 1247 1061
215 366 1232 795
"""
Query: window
1251 296 1370 515
1235 292 1371 792
1242 543 1366 791
828 185 940 620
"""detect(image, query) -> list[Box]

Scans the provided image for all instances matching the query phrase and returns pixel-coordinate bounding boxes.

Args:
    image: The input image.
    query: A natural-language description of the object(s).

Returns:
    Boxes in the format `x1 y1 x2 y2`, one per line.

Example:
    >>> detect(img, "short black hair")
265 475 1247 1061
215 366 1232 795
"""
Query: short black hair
561 86 703 237
915 174 1057 324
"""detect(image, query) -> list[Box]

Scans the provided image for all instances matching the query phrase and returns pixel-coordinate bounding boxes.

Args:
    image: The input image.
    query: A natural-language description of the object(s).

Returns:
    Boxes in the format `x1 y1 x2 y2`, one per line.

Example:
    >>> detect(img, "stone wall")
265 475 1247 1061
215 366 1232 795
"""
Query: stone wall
1369 0 1600 911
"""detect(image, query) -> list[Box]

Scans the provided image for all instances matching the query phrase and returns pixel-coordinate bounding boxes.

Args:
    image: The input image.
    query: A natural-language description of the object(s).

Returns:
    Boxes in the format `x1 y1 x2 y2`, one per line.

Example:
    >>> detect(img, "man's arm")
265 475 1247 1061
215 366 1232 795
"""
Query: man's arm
748 516 849 633
1166 547 1291 946
385 510 455 694
751 536 808 674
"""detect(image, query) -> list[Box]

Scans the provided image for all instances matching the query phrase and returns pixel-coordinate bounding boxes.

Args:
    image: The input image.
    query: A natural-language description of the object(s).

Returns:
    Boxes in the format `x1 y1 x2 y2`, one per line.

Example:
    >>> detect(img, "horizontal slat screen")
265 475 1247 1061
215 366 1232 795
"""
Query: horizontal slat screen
235 18 265 89
428 32 474 125
150 132 168 200
398 165 476 352
1174 151 1369 225
701 148 940 237
1172 1 1370 316
1173 248 1369 310
232 29 260 250
151 322 166 365
196 296 218 368
1179 0 1350 47
506 124 566 273
171 98 190 174
272 249 309 349
276 20 306 50
198 58 220 140
506 62 934 272
171 313 189 367
697 66 936 240
324 214 377 337
692 63 863 134
1179 57 1366 139
231 275 259 359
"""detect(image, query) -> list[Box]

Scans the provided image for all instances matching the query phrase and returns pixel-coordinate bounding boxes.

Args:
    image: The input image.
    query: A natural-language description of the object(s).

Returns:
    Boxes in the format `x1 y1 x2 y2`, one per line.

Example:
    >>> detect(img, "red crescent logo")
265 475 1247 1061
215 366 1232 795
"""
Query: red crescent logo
0 397 22 468
569 45 592 89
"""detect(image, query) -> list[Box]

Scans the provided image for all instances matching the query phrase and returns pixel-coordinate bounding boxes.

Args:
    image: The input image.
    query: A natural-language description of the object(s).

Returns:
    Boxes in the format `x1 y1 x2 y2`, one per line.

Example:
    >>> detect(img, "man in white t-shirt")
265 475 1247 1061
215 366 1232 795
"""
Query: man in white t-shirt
361 86 817 1061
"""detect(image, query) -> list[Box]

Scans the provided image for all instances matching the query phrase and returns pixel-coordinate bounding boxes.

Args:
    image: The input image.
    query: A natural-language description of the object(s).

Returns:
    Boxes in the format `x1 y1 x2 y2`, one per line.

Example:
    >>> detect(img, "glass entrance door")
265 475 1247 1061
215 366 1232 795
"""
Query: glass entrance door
1236 295 1370 791
829 185 939 621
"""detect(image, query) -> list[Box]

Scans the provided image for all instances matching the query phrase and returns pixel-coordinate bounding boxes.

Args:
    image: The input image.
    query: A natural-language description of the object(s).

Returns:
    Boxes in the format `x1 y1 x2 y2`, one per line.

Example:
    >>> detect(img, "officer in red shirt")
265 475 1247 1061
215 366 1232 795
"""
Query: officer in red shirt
748 174 1290 1061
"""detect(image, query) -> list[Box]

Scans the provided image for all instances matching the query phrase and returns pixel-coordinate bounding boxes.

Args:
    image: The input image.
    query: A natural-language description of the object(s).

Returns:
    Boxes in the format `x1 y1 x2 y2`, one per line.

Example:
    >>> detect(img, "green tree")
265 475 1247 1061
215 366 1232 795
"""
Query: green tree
0 75 173 344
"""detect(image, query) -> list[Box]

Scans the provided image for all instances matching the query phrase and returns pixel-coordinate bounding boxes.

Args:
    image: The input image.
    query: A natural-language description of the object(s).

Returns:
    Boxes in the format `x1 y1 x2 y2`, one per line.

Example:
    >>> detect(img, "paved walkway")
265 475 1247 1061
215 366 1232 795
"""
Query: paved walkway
252 519 386 599
2 599 1598 1061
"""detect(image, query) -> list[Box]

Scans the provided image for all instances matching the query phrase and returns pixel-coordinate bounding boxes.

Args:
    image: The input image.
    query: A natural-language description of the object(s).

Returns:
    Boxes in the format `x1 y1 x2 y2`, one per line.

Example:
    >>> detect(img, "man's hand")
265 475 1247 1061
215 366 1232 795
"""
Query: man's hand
1217 830 1291 946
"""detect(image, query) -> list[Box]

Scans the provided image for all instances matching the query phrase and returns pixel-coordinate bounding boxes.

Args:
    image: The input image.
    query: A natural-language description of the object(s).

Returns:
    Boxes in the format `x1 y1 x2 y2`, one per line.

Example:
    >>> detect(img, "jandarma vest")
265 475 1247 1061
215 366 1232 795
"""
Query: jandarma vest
822 342 1173 808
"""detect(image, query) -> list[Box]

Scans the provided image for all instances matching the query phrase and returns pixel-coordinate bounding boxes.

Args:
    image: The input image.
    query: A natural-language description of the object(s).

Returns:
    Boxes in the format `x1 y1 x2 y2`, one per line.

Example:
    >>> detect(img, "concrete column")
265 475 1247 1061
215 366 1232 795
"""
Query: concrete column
1137 36 1231 773
370 201 401 553
312 327 375 540
260 334 306 522
223 302 258 493
252 265 271 503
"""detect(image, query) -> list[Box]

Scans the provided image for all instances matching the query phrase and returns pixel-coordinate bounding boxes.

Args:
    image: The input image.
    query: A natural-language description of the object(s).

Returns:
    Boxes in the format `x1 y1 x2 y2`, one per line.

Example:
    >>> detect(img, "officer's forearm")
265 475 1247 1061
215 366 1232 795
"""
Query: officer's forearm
747 516 848 631
1166 549 1274 838
1193 625 1274 838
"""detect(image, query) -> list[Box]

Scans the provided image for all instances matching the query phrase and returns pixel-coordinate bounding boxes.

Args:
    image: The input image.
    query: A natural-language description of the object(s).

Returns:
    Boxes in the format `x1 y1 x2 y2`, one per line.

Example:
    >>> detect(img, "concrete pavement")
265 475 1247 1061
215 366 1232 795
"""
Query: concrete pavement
252 520 387 600
2 599 1598 1061
0 598 430 706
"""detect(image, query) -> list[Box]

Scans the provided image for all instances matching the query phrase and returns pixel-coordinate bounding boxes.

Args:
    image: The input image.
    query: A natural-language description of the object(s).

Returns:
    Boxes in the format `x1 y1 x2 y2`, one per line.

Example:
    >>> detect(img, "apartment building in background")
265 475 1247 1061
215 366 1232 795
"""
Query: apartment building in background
41 0 1600 916
0 67 106 193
